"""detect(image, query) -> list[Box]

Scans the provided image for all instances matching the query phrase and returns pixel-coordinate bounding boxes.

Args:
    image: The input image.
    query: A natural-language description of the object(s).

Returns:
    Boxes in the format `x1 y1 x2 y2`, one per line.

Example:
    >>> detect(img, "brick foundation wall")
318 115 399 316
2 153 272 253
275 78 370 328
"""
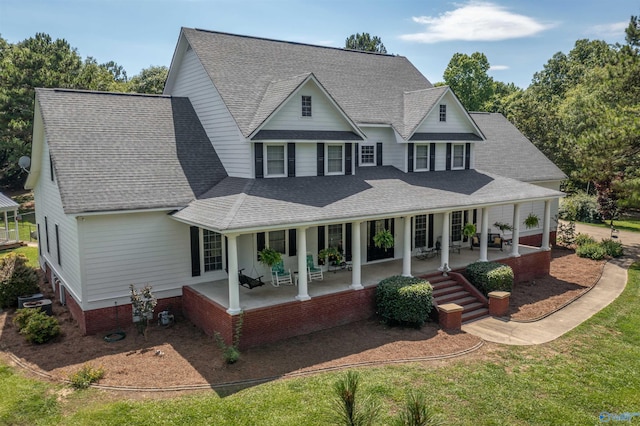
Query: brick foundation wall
183 285 377 350
518 231 557 247
498 250 550 283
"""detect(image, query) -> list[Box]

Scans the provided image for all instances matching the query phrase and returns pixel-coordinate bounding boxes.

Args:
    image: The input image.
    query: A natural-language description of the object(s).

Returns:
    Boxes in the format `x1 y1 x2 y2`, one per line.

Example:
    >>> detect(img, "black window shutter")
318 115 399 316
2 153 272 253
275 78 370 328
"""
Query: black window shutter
255 143 264 178
256 232 266 261
345 223 352 261
407 143 414 172
463 211 469 242
37 224 41 255
429 143 436 171
355 143 359 167
446 143 452 171
224 236 229 272
473 209 477 225
190 227 201 277
428 214 434 248
376 142 383 166
317 226 325 251
345 143 352 175
317 143 325 176
55 224 60 266
45 216 50 253
287 143 296 177
50 154 54 181
288 229 297 256
465 143 471 169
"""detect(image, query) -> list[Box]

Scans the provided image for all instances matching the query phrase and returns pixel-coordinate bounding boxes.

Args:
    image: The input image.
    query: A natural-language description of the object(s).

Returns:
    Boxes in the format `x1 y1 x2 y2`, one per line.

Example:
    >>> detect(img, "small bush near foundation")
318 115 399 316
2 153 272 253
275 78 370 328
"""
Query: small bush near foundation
0 253 39 308
69 364 105 389
376 276 433 327
465 262 513 296
576 242 607 260
575 233 596 247
17 309 60 344
600 238 624 258
12 307 40 330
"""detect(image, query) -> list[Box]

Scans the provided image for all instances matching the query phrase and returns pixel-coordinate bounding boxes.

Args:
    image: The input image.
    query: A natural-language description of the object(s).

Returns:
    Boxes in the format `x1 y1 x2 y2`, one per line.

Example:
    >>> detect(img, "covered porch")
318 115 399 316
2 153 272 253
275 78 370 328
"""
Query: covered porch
0 192 20 246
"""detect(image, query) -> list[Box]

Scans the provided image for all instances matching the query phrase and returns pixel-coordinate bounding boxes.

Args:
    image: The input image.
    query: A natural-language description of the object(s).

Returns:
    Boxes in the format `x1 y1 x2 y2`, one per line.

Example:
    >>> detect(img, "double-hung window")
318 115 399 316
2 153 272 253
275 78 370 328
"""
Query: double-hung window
360 145 375 166
327 144 343 175
414 215 427 248
301 96 312 117
439 104 447 122
269 230 286 254
265 144 286 177
328 224 343 251
452 143 465 169
203 230 223 272
415 144 429 170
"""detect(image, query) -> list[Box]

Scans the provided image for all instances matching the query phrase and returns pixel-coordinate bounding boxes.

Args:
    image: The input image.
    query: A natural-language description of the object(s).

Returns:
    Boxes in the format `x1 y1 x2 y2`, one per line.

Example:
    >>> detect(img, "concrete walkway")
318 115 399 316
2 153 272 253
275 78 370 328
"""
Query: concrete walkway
462 223 639 345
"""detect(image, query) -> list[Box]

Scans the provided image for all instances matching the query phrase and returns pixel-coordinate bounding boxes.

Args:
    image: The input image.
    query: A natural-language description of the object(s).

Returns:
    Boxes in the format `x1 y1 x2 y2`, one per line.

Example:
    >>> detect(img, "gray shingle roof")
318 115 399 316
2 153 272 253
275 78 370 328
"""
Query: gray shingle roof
172 167 563 232
36 88 228 214
471 113 566 182
0 192 19 212
182 28 433 139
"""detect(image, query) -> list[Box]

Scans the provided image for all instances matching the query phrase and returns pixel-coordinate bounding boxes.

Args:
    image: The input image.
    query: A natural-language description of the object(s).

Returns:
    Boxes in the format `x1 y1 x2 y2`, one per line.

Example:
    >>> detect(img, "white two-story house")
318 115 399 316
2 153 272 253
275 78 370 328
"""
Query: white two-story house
26 28 565 347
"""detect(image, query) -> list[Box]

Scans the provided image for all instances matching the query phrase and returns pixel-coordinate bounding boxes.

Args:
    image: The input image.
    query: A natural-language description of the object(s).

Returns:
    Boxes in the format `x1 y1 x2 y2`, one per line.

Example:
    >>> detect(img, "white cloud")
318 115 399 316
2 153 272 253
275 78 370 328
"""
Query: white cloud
590 21 628 38
489 65 509 71
400 1 554 43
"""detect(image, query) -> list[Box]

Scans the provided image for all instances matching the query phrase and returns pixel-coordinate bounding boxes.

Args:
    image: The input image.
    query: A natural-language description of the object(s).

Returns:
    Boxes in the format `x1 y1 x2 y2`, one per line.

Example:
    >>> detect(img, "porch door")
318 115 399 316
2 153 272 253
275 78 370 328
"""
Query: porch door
451 211 463 242
367 219 395 262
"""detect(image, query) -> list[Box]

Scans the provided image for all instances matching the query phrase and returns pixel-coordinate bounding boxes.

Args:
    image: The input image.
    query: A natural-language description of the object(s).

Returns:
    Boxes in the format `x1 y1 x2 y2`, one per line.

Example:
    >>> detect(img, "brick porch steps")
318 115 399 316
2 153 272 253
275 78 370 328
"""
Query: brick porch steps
422 272 489 323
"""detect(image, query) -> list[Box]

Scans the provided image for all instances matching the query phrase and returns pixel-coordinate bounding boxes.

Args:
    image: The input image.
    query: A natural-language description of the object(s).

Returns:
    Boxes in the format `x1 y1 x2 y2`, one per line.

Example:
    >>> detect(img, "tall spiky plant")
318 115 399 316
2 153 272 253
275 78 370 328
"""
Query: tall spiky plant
331 371 379 426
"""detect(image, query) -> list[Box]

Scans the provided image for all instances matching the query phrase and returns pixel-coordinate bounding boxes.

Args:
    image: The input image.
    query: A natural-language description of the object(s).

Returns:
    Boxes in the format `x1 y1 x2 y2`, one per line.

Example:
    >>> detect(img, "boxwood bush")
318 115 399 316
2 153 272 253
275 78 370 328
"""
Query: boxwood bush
13 308 60 344
376 275 433 327
574 233 596 247
0 253 39 308
465 262 514 296
600 238 623 258
576 242 607 260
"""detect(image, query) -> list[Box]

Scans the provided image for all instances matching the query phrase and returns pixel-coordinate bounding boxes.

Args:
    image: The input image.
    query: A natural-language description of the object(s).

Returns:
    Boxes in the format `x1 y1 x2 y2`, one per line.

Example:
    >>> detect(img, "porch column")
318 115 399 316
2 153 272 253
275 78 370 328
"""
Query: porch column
439 212 451 272
226 233 242 315
350 221 363 290
511 203 521 257
479 207 489 262
296 227 310 301
14 209 19 242
402 216 412 277
2 211 7 241
541 199 551 251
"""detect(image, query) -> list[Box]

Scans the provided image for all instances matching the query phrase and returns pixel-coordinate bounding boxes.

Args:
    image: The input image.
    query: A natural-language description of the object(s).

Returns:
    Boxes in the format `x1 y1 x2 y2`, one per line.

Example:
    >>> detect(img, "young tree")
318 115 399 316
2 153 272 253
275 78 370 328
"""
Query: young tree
345 33 387 54
127 65 168 94
442 52 495 111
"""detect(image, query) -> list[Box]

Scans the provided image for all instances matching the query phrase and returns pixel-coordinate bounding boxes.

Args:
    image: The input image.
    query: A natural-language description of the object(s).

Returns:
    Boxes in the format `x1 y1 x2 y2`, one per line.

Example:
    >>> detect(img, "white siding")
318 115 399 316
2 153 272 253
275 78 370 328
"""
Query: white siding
34 139 82 303
434 143 447 171
263 82 352 131
357 127 401 170
80 212 217 310
416 92 477 133
487 201 547 238
295 143 317 177
170 49 251 178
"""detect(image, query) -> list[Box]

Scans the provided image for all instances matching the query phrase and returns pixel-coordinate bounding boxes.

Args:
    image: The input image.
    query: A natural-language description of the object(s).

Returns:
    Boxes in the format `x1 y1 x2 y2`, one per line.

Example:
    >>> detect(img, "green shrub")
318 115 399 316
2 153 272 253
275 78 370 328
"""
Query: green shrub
376 276 433 327
559 193 602 223
394 390 443 426
18 309 60 344
0 253 39 308
576 242 606 260
465 262 514 296
69 364 105 389
600 238 624 258
12 307 41 330
575 233 596 247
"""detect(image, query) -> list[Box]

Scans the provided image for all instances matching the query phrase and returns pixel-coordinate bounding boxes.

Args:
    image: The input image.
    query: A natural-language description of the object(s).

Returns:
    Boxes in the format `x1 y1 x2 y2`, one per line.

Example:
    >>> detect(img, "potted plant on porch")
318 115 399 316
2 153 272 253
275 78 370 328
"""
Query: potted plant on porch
373 228 394 249
524 213 540 229
319 246 342 268
463 223 477 250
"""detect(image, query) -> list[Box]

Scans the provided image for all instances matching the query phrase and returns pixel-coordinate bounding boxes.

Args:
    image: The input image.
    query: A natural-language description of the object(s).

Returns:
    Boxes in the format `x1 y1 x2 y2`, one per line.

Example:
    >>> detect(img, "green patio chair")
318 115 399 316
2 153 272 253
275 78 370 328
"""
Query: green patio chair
306 254 323 281
271 260 293 287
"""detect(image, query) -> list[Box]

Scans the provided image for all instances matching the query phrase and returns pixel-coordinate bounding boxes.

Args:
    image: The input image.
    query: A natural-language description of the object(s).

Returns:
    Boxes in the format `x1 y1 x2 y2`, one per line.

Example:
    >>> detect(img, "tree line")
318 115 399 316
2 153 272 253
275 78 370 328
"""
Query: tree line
0 33 168 189
1 27 638 217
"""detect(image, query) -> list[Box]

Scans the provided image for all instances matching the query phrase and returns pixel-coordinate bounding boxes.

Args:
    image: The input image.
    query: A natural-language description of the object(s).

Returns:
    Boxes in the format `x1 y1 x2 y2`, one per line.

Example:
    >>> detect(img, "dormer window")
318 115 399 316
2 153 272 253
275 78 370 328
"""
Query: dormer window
326 144 344 175
415 144 430 171
360 145 375 166
302 96 312 117
452 143 465 169
439 104 446 122
265 144 286 177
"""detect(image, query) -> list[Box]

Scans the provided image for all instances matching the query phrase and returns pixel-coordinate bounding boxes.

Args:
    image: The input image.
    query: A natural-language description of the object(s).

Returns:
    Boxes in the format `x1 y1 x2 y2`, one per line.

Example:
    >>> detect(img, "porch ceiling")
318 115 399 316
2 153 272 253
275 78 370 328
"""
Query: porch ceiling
172 167 563 233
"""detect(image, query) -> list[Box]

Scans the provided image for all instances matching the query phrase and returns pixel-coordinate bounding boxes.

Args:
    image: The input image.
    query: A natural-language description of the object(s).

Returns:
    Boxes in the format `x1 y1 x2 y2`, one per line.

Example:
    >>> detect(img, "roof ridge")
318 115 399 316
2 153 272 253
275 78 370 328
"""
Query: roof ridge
219 179 255 230
190 27 400 58
38 87 171 99
404 86 448 95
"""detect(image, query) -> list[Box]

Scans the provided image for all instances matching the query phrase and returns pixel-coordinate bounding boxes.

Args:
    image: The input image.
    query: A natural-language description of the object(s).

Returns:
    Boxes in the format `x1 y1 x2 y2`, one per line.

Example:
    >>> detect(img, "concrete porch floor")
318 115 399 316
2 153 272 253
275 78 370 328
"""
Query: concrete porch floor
189 244 540 311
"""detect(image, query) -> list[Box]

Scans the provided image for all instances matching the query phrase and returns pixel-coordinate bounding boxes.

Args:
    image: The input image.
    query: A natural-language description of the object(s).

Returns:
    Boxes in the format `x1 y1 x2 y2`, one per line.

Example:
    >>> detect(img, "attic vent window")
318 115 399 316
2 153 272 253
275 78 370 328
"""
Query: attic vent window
302 96 312 117
439 104 446 122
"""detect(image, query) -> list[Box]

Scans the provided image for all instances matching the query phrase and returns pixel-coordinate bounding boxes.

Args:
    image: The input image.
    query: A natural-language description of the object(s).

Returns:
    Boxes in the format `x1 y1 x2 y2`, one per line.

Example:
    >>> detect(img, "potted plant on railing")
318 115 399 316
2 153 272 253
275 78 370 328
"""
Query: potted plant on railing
493 221 513 236
524 213 540 229
373 228 394 250
463 223 477 250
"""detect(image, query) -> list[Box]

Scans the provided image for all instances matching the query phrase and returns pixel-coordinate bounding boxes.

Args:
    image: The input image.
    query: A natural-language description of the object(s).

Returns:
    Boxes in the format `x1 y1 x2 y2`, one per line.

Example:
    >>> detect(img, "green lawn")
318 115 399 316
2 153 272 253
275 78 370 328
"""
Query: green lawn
583 215 640 233
1 263 639 425
0 246 39 267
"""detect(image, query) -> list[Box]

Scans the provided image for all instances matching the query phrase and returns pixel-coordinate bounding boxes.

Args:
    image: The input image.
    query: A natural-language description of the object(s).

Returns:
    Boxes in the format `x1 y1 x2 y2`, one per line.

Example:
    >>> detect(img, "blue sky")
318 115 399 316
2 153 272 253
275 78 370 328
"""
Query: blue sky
1 0 638 88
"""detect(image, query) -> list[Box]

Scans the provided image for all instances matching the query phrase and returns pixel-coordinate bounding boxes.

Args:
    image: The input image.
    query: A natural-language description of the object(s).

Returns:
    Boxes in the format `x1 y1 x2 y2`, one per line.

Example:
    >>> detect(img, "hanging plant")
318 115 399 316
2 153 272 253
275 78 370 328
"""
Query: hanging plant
373 229 394 249
258 247 282 268
524 213 540 229
462 223 477 250
493 221 513 233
